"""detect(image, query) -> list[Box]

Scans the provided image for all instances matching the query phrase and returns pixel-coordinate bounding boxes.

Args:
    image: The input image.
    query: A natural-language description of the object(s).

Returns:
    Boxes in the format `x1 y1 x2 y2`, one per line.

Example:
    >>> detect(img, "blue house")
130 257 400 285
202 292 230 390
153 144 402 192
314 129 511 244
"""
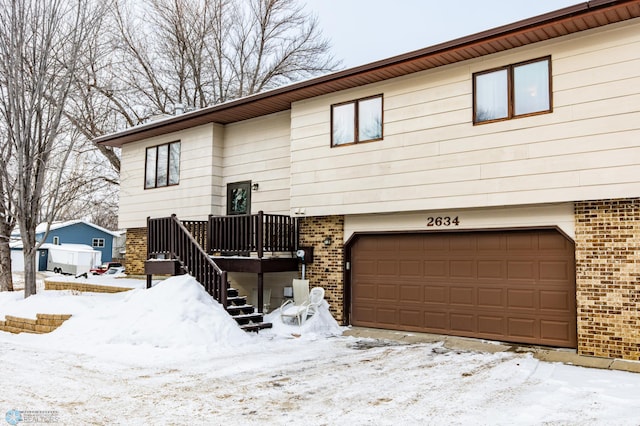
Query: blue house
12 220 120 263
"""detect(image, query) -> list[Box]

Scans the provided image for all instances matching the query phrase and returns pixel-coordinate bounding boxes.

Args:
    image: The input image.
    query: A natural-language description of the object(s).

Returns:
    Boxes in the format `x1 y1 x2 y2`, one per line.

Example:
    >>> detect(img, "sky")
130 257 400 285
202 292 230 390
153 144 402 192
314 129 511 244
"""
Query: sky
302 0 580 68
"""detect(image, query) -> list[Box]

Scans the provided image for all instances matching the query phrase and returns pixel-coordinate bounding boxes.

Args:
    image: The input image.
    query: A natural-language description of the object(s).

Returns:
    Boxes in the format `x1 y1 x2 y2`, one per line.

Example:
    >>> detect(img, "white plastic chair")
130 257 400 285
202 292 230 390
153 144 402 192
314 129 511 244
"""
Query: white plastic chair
281 284 324 326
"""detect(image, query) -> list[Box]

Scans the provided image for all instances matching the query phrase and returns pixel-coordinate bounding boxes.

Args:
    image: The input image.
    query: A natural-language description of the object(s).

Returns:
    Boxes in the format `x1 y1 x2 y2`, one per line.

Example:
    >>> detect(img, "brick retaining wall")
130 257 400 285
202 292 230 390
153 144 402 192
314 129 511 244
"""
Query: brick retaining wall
44 280 134 293
0 314 72 334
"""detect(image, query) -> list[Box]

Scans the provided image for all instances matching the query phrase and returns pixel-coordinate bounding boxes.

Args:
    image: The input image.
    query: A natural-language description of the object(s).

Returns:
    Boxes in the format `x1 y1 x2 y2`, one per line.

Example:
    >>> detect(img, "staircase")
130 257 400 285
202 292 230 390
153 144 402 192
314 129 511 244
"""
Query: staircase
225 287 273 332
146 215 272 332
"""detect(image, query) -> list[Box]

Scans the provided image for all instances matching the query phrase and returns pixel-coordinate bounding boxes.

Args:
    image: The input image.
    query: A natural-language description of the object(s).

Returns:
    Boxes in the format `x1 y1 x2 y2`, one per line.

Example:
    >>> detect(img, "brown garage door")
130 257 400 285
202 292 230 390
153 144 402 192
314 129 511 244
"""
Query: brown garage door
350 229 576 347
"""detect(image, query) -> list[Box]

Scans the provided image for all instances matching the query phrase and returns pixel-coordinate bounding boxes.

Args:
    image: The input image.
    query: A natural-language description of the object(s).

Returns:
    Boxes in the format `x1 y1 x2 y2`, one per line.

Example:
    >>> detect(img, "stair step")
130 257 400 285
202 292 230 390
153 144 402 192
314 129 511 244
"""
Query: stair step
226 296 247 306
227 288 239 298
239 322 273 332
226 304 255 315
232 312 264 325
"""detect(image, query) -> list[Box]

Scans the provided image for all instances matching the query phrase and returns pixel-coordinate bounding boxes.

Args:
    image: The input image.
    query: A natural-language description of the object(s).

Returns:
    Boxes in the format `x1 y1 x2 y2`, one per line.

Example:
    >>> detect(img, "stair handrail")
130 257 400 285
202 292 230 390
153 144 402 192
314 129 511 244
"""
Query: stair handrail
147 215 227 307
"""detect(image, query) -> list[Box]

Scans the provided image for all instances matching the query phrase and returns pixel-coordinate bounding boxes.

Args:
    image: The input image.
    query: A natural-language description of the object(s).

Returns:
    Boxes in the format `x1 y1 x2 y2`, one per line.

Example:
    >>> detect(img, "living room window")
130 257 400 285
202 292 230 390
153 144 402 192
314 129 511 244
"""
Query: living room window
331 94 383 146
473 56 551 124
145 141 181 189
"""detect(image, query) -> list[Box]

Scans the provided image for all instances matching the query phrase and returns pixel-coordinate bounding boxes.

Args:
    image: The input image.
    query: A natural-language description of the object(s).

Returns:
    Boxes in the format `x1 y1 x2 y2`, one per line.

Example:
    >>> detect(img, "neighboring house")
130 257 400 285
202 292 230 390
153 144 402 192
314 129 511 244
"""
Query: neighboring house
11 220 120 264
96 1 640 360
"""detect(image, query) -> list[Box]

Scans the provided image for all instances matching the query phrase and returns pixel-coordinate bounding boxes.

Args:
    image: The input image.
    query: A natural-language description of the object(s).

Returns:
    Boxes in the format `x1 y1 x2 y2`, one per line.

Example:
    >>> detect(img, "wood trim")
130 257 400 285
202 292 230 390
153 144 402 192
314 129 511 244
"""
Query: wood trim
331 94 384 147
473 56 552 124
144 140 181 189
212 257 299 273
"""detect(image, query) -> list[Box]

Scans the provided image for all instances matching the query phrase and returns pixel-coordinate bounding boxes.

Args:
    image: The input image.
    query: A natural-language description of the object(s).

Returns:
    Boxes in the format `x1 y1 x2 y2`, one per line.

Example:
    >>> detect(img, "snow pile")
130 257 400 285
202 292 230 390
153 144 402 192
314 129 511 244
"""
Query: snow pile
0 275 253 360
0 273 345 363
264 299 345 340
0 289 107 319
51 275 251 352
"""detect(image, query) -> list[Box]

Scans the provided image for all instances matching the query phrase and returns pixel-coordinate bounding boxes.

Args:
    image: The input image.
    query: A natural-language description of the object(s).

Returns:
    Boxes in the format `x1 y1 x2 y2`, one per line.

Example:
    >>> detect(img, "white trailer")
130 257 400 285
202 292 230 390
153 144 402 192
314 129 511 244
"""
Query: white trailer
45 244 102 276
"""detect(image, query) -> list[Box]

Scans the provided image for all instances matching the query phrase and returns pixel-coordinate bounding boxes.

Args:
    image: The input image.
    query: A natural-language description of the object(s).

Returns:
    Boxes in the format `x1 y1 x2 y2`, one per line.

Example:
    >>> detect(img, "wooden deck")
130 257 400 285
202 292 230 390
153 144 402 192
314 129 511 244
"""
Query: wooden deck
146 213 301 330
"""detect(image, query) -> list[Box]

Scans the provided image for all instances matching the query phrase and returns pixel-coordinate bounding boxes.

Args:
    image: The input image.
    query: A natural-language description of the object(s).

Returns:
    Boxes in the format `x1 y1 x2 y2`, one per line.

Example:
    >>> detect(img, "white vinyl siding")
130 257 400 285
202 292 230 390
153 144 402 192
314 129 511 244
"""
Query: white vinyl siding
119 124 217 229
289 20 640 217
221 111 291 216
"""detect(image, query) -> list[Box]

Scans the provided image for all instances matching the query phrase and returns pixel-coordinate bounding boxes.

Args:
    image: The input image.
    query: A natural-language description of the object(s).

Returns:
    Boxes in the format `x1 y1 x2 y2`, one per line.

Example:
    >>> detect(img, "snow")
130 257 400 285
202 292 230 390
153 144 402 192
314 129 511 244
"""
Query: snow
1 274 639 425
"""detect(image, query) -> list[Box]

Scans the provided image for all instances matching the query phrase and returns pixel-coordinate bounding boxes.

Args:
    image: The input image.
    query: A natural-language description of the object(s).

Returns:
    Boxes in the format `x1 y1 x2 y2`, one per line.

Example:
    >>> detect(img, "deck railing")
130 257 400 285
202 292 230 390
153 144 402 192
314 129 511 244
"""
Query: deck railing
147 215 227 305
208 211 298 257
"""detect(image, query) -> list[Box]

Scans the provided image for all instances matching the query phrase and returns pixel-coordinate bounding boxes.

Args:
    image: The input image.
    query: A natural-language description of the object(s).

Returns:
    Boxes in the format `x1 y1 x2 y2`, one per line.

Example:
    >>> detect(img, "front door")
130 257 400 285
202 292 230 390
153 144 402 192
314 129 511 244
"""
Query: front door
227 181 251 215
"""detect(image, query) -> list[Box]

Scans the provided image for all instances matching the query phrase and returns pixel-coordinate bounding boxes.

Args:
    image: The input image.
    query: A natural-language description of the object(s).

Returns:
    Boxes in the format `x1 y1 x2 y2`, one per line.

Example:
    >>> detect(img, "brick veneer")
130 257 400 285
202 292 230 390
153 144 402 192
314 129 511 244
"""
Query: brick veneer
575 198 640 361
125 227 147 276
298 216 345 323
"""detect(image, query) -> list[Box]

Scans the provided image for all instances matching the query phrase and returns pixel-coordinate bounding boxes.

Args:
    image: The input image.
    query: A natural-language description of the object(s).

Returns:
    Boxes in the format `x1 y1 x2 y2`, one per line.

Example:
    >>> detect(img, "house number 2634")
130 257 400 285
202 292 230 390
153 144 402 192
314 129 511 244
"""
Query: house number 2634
427 216 460 227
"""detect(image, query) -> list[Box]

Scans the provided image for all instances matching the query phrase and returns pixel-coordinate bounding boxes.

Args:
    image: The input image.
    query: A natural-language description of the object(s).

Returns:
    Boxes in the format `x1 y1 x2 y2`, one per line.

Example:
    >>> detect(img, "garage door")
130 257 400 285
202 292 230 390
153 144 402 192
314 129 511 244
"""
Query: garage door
350 229 576 347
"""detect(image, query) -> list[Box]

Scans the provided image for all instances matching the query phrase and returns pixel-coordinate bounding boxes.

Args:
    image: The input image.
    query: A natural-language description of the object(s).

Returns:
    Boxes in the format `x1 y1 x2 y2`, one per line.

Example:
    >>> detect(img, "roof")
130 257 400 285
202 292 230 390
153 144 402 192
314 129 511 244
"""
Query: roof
11 243 96 252
96 0 640 148
11 220 120 238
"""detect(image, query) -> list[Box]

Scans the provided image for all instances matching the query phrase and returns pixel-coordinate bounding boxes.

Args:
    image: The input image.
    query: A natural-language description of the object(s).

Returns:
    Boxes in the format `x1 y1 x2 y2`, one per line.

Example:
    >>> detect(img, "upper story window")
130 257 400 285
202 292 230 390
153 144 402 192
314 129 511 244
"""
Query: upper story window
473 56 551 124
92 238 105 248
145 141 181 189
331 94 383 146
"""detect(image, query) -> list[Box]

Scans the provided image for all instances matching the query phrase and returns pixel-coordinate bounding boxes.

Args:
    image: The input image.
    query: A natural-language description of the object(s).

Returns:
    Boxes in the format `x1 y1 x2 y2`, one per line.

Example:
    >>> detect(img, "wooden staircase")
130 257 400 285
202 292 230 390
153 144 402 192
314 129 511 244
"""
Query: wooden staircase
225 287 272 332
146 215 273 332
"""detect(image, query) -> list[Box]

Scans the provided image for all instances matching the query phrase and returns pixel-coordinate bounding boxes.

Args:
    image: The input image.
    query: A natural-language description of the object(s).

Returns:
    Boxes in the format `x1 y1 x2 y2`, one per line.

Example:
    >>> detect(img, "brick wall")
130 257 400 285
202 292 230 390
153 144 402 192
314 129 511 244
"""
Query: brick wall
125 227 147 275
299 216 345 323
575 198 640 361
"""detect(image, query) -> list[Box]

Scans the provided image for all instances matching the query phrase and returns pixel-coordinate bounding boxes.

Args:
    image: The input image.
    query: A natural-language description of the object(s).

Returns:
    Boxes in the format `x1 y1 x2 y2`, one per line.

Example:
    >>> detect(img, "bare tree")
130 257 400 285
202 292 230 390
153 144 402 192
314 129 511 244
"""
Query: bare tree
55 0 337 244
0 132 16 291
74 0 339 123
0 0 100 296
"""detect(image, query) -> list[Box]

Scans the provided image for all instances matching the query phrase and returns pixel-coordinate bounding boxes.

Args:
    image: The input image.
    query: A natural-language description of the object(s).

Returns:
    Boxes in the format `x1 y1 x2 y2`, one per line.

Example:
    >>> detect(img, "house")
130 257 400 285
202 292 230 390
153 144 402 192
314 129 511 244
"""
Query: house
11 220 120 264
96 1 640 360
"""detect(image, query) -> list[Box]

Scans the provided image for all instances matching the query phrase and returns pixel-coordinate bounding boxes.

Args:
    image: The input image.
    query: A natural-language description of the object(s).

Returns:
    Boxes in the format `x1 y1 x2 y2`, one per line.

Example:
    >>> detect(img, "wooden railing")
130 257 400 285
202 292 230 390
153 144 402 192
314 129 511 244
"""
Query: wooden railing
147 215 227 305
208 211 298 258
182 220 208 252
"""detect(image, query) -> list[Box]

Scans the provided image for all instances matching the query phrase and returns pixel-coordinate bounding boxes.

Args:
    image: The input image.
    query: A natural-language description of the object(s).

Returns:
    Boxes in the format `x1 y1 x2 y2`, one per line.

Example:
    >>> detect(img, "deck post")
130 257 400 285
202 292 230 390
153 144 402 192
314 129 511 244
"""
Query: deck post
257 272 264 313
257 211 264 258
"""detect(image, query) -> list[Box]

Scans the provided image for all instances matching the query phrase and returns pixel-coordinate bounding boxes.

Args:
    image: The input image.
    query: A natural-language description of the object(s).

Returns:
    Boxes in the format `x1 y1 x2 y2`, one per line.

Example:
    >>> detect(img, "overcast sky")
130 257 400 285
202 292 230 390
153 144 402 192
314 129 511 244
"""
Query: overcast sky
302 0 580 68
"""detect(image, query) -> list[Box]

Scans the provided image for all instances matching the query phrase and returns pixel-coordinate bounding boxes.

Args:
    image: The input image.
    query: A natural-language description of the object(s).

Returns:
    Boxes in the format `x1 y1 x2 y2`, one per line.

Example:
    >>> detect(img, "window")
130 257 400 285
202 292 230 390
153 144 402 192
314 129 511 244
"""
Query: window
473 57 551 124
331 95 383 146
92 238 105 248
145 141 181 188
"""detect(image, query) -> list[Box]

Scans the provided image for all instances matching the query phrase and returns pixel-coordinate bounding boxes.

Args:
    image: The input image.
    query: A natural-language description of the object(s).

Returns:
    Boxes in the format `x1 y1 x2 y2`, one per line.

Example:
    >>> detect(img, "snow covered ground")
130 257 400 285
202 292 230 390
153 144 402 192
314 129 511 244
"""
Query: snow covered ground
0 274 639 425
